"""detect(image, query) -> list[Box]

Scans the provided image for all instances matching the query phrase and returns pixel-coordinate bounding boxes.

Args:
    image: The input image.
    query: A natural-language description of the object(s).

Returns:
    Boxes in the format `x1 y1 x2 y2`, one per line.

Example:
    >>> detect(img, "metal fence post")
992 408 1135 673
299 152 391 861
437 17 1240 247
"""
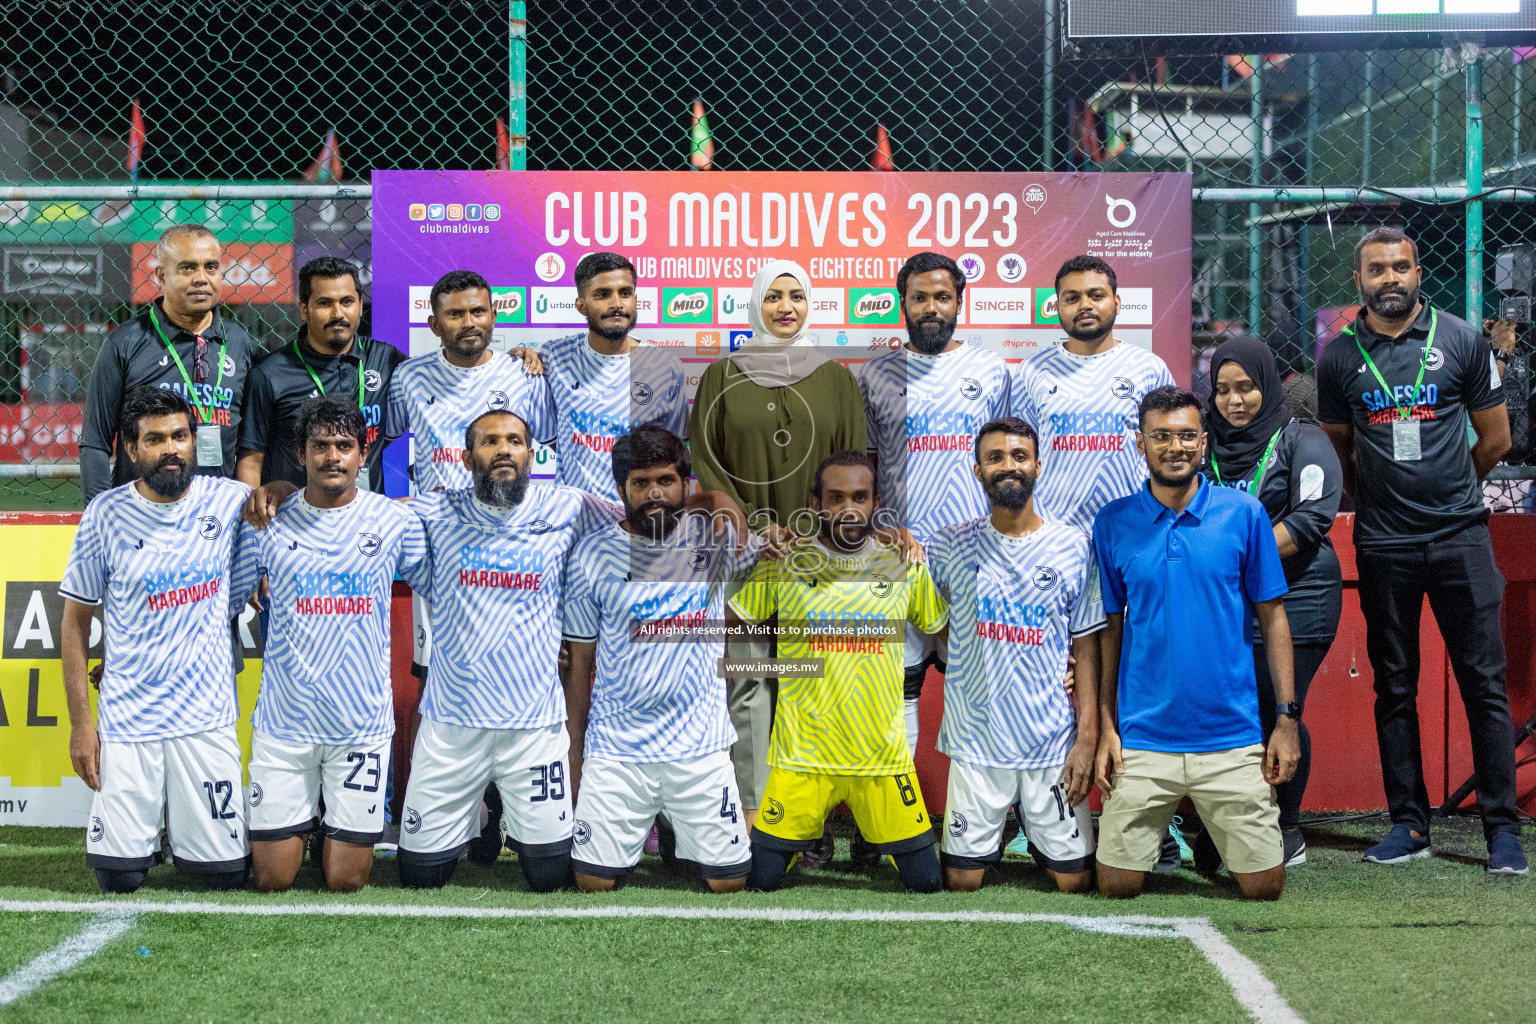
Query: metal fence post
1042 0 1056 171
1467 54 1484 324
509 1 528 169
1249 56 1264 336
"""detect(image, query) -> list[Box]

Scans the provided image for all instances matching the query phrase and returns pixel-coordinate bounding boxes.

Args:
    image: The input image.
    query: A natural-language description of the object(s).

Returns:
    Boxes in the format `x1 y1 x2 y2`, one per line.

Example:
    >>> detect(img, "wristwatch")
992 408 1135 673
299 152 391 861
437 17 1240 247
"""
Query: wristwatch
1275 702 1302 720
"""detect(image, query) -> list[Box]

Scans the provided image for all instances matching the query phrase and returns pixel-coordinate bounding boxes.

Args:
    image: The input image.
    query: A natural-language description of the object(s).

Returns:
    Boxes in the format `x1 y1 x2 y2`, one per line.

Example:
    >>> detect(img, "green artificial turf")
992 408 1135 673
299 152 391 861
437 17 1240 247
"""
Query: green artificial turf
1 815 1531 1024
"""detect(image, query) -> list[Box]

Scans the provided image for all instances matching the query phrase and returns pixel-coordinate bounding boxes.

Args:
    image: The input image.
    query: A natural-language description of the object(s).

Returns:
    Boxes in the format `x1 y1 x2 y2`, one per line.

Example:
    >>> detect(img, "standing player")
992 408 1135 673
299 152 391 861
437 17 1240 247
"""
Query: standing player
860 251 1011 757
930 418 1103 893
732 452 947 893
519 252 688 502
1010 253 1179 867
60 387 257 893
237 257 405 496
396 408 621 891
231 397 429 893
386 269 556 861
562 425 757 892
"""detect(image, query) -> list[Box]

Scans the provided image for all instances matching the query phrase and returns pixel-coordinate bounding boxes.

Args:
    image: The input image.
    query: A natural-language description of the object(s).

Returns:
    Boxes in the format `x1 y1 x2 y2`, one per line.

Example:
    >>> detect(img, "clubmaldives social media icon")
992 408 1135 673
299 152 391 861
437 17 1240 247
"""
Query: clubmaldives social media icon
409 203 427 221
465 204 483 221
447 204 464 221
427 204 446 221
484 204 502 222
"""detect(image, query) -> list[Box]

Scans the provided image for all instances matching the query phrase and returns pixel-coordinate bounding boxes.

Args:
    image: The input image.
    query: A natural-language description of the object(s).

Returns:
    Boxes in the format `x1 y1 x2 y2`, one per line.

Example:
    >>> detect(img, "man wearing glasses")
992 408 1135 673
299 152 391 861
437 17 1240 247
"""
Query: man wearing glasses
1090 385 1299 901
82 224 260 503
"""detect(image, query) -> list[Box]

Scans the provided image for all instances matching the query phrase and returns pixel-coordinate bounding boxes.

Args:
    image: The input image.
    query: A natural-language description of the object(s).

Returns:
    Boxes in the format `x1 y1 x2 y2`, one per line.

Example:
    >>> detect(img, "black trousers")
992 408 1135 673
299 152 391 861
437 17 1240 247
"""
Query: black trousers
1254 640 1333 831
1355 522 1521 840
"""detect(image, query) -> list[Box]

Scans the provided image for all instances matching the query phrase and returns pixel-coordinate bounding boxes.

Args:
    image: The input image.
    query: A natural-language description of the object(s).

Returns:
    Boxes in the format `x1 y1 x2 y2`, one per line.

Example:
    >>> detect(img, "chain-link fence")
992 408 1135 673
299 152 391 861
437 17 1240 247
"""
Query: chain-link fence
0 1 1531 508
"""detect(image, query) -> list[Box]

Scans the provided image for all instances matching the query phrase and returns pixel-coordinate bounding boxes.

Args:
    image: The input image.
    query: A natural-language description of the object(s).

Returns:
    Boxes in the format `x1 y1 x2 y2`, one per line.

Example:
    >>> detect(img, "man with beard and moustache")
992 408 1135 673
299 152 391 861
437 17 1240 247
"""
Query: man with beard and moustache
512 253 688 502
60 387 259 893
382 269 556 863
732 451 947 893
859 252 1011 771
1317 227 1526 875
561 425 759 892
1009 254 1182 867
928 418 1103 893
81 224 260 503
397 411 744 891
229 397 429 894
1091 386 1298 900
237 257 405 496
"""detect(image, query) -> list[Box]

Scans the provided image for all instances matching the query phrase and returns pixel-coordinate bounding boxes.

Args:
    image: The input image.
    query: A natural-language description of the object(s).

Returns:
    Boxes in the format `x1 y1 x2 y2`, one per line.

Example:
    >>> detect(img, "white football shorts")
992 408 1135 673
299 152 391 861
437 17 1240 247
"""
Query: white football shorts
941 757 1093 873
247 729 392 846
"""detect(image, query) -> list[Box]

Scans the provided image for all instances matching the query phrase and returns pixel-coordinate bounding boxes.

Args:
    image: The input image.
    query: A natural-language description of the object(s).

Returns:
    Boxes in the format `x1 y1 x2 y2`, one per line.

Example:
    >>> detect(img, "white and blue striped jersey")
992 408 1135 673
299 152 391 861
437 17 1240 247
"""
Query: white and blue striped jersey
538 334 689 501
929 517 1106 770
408 483 622 731
231 491 430 745
59 476 256 743
1011 343 1174 532
859 343 1011 546
562 515 758 763
385 350 555 494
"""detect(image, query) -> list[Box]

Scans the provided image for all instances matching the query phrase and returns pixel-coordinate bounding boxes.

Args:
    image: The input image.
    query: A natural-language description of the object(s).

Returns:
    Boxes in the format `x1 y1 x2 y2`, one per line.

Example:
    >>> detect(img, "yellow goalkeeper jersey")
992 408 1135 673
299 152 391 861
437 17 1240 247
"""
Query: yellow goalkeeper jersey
729 537 948 776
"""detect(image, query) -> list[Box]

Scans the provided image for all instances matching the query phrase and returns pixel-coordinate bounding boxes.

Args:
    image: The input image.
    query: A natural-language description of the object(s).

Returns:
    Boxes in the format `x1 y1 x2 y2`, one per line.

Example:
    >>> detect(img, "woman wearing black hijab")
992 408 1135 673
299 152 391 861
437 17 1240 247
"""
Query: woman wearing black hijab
1202 338 1344 869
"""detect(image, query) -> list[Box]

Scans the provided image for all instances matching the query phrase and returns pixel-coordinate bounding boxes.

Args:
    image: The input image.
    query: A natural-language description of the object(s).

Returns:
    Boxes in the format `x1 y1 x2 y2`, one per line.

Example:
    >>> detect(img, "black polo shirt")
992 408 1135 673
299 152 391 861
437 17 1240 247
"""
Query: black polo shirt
1317 303 1504 547
80 299 259 503
240 331 405 493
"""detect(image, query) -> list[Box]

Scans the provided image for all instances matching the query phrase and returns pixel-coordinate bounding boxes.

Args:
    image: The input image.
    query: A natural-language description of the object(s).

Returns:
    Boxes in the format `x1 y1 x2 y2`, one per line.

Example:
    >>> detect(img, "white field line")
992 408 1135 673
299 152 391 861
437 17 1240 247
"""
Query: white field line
0 900 1303 1023
0 910 137 1006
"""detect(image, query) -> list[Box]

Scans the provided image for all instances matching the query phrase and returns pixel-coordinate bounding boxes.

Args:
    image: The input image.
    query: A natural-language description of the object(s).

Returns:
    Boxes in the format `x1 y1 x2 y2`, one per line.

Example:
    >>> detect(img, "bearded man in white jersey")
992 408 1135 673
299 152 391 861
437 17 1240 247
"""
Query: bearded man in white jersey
563 425 757 892
398 410 743 891
1010 254 1181 868
853 251 1011 870
930 418 1103 893
232 396 430 893
61 386 258 893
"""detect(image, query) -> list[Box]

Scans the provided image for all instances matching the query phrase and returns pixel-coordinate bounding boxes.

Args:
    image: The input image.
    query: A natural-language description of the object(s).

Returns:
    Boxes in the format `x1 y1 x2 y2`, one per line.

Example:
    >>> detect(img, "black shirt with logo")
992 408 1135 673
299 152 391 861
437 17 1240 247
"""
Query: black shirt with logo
1316 303 1503 547
1203 419 1344 643
239 332 405 493
80 299 259 503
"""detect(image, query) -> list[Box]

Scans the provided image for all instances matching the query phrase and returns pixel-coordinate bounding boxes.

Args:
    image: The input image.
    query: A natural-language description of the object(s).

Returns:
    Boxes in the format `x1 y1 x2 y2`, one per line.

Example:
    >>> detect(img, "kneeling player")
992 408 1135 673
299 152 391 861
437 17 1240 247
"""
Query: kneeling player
929 418 1103 893
731 452 947 893
563 426 757 892
61 388 257 893
232 397 429 893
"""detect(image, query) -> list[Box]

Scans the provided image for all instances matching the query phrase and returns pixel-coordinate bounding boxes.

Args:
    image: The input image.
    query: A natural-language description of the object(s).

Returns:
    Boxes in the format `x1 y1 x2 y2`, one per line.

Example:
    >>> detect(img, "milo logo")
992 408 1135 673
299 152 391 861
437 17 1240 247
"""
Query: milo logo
849 287 900 325
1035 289 1060 326
662 287 713 324
856 293 894 318
492 287 527 324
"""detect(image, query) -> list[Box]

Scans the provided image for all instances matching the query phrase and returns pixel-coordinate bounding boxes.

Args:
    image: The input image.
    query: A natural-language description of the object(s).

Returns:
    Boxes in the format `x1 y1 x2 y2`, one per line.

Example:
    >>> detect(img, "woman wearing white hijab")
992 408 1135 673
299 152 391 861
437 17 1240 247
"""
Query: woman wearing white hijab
691 260 867 830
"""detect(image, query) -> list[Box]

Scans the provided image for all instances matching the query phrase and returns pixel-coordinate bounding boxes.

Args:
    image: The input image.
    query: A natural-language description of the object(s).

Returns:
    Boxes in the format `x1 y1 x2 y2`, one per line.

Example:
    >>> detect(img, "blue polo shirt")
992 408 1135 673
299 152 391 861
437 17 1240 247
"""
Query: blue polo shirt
1092 477 1288 753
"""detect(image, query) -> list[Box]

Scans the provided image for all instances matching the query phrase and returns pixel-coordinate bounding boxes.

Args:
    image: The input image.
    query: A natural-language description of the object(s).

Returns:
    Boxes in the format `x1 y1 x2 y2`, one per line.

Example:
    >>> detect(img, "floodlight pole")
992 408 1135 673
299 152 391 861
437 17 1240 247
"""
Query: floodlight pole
509 1 528 169
1466 54 1484 324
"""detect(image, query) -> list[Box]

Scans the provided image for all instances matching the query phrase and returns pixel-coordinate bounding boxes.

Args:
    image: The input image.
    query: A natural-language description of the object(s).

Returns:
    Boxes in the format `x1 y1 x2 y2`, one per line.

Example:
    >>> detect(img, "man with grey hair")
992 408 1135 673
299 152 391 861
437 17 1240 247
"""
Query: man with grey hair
81 223 261 501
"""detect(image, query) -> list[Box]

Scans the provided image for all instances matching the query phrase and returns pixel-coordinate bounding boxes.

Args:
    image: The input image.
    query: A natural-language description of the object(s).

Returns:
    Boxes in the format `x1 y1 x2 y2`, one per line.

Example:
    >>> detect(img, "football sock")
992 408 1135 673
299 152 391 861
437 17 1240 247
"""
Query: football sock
519 850 573 893
746 847 794 892
94 868 147 894
892 846 941 893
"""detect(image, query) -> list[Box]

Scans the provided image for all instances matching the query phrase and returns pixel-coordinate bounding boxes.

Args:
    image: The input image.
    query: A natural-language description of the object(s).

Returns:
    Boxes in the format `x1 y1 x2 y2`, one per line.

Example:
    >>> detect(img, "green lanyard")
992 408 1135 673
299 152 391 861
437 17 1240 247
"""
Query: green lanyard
1353 308 1438 421
1211 426 1282 497
293 338 366 410
149 304 225 424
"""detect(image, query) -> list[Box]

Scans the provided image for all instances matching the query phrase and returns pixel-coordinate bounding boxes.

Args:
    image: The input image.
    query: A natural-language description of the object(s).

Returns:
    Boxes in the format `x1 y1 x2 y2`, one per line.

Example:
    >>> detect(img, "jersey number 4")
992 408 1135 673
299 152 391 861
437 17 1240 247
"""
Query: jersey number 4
719 787 738 824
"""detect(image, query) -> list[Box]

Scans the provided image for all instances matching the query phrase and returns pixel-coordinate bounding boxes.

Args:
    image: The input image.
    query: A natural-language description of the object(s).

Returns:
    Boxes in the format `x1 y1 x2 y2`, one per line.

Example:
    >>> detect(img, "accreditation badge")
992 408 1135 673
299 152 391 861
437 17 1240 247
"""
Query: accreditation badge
1391 419 1421 462
196 424 224 467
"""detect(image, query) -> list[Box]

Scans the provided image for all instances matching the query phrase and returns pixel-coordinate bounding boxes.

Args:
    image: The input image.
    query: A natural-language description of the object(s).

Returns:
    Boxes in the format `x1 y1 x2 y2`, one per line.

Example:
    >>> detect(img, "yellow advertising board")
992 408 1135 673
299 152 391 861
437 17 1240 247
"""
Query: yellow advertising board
0 516 263 826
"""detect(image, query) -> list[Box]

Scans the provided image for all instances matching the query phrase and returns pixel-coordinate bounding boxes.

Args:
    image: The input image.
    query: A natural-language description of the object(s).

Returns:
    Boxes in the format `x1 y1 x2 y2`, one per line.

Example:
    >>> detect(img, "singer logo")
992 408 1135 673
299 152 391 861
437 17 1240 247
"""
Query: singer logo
662 287 713 324
850 288 899 325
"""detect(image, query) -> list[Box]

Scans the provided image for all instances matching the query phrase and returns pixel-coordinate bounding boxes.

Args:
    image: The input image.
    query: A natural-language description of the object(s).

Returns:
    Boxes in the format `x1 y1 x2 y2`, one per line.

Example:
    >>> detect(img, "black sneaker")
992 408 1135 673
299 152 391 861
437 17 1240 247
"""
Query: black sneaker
1153 828 1182 874
801 829 835 870
849 824 880 872
1281 828 1306 867
466 784 504 866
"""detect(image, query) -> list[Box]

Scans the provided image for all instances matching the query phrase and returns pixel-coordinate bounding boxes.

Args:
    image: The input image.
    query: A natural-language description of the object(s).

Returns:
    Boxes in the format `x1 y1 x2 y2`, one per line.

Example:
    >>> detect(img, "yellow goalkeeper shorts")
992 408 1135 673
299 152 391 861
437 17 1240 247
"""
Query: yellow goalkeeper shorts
752 767 935 854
